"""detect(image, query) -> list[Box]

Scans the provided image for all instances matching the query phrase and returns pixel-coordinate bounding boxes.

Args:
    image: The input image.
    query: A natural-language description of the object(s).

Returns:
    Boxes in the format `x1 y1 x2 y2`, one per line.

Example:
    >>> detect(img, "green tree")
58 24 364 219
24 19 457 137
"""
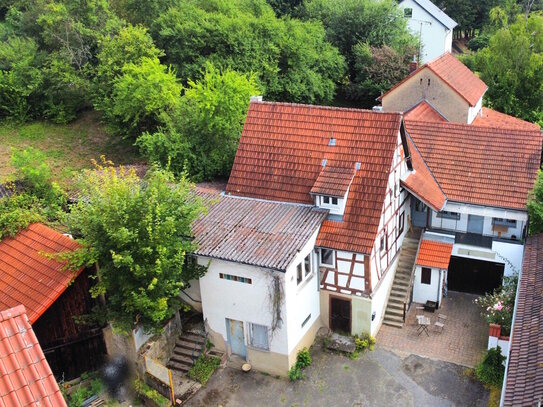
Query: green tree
94 24 163 111
104 57 181 138
152 0 345 104
474 13 543 124
137 63 260 181
528 170 543 235
67 163 207 333
266 0 303 16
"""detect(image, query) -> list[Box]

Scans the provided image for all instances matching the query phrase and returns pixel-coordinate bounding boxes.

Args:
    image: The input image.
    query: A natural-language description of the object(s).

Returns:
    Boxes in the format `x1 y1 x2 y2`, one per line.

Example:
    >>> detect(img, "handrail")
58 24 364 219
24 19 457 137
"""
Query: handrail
402 233 424 322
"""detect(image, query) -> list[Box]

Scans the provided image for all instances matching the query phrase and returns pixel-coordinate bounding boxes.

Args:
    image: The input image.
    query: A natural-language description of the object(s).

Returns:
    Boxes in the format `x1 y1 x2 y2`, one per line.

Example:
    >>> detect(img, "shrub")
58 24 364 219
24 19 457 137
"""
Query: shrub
476 347 506 387
134 379 170 407
475 275 517 336
187 355 220 386
288 365 304 381
354 333 376 352
295 347 312 369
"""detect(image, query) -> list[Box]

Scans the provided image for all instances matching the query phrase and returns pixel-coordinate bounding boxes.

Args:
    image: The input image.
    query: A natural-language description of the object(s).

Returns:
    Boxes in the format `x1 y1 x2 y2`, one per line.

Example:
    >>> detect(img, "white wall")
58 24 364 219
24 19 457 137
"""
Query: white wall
467 96 484 124
412 265 445 305
370 254 400 336
399 0 453 63
491 241 524 277
315 189 348 216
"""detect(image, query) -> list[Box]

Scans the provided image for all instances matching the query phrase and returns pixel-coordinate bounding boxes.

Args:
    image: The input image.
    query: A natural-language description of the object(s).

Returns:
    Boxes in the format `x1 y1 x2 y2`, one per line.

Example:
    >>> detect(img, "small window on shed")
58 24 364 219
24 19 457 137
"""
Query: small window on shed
421 267 432 285
404 7 413 17
323 196 330 204
331 197 338 205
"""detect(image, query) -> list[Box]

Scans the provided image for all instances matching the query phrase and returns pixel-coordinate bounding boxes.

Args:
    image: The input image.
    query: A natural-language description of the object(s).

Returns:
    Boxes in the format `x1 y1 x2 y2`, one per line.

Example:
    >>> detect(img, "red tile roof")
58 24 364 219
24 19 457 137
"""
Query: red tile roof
0 305 67 407
402 136 446 211
226 101 403 254
380 53 487 107
0 223 83 324
310 166 355 197
404 100 448 123
416 240 453 269
503 233 543 406
405 120 542 210
473 107 540 131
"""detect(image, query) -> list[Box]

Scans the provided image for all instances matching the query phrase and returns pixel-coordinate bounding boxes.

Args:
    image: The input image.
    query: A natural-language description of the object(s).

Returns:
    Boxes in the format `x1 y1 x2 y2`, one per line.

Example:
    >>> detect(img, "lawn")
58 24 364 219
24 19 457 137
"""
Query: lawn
0 110 142 186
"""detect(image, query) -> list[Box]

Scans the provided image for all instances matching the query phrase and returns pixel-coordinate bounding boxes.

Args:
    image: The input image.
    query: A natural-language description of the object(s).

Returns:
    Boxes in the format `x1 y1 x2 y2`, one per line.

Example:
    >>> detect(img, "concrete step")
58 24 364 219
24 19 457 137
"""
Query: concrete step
170 354 194 366
388 293 405 302
384 312 404 323
168 361 191 373
173 346 197 358
391 288 408 297
383 317 404 328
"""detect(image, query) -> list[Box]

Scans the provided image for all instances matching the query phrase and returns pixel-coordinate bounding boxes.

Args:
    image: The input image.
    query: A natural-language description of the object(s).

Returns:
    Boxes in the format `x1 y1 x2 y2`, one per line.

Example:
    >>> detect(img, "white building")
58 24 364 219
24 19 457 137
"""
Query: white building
398 0 457 63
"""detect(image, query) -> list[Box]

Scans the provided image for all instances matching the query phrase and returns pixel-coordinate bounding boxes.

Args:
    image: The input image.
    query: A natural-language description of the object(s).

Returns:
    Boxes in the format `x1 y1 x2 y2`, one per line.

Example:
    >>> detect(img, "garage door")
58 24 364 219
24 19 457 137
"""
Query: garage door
447 256 504 295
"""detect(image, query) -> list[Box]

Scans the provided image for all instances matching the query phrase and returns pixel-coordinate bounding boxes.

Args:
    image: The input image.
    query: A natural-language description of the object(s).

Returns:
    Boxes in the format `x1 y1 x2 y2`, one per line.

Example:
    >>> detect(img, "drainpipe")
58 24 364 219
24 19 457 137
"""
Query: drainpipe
436 269 442 308
499 258 523 407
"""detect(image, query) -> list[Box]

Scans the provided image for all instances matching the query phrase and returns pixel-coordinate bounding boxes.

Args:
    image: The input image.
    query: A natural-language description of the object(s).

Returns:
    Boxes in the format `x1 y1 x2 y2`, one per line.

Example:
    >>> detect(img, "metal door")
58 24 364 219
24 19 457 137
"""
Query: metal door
226 319 246 358
330 297 351 334
467 215 484 234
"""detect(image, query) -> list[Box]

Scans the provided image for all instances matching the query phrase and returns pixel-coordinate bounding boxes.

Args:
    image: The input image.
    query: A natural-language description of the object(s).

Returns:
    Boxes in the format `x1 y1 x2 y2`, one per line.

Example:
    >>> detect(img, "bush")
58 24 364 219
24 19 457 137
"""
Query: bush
475 275 517 336
295 347 312 369
187 355 221 386
476 347 506 387
288 365 304 381
134 379 170 407
354 333 376 352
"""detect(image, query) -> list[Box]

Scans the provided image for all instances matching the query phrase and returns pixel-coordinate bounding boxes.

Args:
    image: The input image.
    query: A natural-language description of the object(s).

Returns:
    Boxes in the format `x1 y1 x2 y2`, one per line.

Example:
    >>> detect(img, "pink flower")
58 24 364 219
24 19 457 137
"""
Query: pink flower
494 301 504 311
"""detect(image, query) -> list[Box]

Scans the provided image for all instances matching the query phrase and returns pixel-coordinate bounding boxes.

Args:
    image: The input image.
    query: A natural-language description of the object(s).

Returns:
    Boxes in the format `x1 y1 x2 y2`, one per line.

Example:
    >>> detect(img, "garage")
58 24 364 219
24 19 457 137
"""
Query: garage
447 256 504 295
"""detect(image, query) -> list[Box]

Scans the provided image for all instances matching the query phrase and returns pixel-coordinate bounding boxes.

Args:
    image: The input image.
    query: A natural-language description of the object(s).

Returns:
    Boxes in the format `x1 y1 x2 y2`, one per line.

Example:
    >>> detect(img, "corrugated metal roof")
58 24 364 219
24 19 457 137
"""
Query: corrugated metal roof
193 188 328 271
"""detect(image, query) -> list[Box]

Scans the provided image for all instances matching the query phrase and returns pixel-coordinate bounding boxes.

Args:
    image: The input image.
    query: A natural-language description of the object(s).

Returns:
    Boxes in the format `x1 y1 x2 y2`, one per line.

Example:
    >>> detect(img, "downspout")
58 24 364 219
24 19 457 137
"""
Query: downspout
436 269 442 308
499 260 523 407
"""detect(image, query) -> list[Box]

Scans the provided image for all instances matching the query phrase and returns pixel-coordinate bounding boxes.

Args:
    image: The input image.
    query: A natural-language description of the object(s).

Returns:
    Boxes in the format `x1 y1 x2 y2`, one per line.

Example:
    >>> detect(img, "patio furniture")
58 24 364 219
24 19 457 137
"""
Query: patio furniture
424 300 437 312
416 315 430 336
437 314 447 323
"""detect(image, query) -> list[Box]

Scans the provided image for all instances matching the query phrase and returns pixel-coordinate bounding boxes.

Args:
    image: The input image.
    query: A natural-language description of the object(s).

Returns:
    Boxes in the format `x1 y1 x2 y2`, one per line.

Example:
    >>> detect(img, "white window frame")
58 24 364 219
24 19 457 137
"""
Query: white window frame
248 323 269 351
319 248 335 268
297 252 315 285
437 211 461 220
492 218 517 228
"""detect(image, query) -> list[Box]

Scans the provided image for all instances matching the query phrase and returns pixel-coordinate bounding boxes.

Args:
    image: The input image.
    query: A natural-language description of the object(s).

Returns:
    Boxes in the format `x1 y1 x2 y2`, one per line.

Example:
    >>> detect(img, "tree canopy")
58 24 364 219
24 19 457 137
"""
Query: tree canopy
67 163 207 333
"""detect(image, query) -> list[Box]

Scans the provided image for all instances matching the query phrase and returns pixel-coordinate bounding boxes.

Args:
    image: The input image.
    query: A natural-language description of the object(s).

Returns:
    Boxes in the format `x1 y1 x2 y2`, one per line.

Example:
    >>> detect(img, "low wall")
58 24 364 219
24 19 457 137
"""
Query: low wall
488 323 510 363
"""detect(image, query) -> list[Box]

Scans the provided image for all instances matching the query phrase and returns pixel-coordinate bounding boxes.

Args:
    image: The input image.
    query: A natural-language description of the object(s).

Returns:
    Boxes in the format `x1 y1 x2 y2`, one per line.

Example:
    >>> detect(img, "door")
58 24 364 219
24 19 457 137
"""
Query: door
226 319 246 358
467 215 484 234
330 297 351 334
412 199 428 228
447 256 504 295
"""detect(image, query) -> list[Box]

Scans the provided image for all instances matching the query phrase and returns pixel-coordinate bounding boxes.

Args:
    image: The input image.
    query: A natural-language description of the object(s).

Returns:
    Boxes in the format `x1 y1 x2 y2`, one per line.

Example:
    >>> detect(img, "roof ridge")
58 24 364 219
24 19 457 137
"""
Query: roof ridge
407 119 541 135
251 100 402 117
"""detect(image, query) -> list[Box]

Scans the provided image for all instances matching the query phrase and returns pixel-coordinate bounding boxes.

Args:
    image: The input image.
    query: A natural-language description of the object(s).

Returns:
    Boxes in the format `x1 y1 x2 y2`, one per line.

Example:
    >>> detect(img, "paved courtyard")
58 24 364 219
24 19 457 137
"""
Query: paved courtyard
377 291 488 367
186 343 488 407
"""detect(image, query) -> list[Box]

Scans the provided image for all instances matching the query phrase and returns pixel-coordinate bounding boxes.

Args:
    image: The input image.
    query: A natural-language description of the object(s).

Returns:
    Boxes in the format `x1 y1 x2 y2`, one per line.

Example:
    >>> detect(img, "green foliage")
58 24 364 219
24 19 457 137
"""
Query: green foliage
137 63 259 181
473 13 543 125
187 355 221 386
288 364 304 381
134 379 170 407
266 0 303 16
528 170 543 235
354 333 376 352
475 274 517 336
152 0 345 104
0 193 44 239
295 347 312 369
105 57 181 138
475 347 506 387
468 34 491 51
61 374 103 407
66 162 207 333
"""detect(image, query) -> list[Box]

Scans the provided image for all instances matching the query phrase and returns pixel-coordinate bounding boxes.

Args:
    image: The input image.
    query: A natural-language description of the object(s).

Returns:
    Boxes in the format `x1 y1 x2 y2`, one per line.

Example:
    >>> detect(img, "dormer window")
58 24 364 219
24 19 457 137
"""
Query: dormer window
322 196 338 205
311 165 356 217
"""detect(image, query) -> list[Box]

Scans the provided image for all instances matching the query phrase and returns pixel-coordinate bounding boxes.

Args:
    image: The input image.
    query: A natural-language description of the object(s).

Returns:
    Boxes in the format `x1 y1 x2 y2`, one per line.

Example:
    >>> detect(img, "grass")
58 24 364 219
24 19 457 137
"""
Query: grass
187 355 221 386
0 111 141 186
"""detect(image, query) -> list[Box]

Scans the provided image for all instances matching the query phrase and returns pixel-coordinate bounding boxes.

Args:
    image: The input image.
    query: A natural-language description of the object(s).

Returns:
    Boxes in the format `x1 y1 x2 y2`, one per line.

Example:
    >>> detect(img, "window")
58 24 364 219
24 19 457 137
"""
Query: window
421 267 432 285
323 196 330 204
398 211 405 236
320 248 335 267
321 196 338 206
492 218 517 228
304 253 312 277
380 236 385 252
249 323 269 350
404 7 412 17
301 314 312 328
220 273 252 284
437 211 461 220
297 263 303 284
331 197 338 205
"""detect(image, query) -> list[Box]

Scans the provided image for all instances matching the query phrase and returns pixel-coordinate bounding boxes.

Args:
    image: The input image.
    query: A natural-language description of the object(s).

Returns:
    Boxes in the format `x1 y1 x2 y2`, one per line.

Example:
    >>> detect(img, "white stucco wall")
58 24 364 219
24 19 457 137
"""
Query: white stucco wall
467 96 484 124
370 254 400 336
399 0 454 63
412 265 446 305
491 241 524 277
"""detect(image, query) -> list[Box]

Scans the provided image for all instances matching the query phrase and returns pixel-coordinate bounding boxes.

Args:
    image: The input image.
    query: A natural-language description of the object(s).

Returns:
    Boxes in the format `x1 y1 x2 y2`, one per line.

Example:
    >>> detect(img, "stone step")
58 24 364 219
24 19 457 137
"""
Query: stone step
391 287 407 296
168 361 191 373
173 346 197 358
170 354 194 366
386 304 404 314
384 308 405 319
383 318 404 328
389 292 405 301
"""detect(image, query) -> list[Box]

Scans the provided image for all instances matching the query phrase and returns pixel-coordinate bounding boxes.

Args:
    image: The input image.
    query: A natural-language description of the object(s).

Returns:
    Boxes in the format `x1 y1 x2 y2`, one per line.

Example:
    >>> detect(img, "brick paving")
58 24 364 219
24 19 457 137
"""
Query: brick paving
377 291 488 367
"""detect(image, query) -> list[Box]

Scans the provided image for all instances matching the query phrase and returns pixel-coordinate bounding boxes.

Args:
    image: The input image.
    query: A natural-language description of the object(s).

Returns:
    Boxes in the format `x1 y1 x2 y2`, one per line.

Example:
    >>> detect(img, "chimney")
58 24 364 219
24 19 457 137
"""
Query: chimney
250 95 263 103
409 55 418 73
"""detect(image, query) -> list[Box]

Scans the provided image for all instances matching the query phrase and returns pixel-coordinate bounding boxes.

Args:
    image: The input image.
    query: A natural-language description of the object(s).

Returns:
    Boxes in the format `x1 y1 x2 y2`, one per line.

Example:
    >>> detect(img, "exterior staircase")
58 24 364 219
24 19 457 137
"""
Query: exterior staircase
167 332 206 374
383 234 421 328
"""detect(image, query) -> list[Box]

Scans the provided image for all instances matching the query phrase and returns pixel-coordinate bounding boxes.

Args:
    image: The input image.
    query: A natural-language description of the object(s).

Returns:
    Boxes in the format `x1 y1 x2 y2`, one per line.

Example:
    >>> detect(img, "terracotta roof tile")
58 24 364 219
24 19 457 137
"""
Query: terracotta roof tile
405 120 542 210
473 107 540 131
404 100 448 123
0 305 66 407
310 166 356 197
416 240 452 269
503 234 543 406
193 188 328 271
381 53 487 107
0 223 83 324
401 135 446 211
226 102 403 254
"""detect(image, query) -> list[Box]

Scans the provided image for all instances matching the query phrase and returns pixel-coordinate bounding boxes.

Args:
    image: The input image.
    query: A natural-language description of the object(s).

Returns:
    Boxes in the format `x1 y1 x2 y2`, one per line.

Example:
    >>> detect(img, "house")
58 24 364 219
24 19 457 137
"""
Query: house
398 0 457 63
0 304 67 407
0 223 107 380
183 102 412 375
380 52 488 124
501 233 543 406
